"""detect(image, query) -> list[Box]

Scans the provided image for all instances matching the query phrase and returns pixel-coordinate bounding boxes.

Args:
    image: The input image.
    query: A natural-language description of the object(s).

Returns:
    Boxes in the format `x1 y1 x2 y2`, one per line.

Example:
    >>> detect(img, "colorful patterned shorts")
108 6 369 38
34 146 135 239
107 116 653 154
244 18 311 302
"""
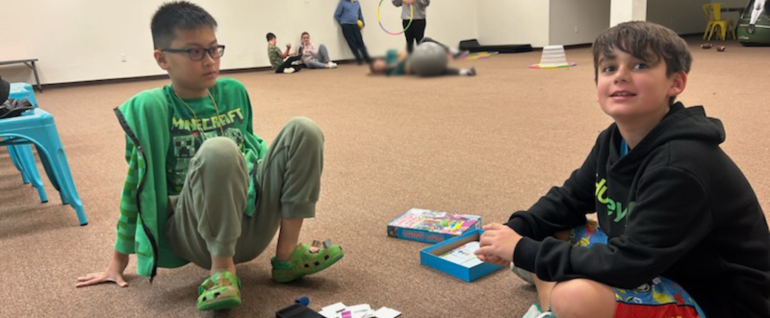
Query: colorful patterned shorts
570 221 707 318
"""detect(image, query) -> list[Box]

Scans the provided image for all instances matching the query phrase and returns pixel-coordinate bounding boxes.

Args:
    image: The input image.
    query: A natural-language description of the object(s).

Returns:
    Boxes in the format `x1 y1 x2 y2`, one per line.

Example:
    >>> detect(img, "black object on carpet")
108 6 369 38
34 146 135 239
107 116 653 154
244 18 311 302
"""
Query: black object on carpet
459 39 533 53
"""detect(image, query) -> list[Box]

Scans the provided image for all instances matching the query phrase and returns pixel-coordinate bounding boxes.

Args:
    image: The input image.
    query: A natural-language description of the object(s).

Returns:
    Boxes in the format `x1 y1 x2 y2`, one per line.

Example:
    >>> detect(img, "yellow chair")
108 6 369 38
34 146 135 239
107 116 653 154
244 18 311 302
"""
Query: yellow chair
705 3 737 40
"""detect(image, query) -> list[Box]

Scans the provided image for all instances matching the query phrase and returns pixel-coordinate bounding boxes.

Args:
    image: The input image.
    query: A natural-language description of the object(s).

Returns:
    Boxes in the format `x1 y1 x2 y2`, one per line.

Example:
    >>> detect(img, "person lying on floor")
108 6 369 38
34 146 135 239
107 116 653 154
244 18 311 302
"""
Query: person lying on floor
369 37 475 77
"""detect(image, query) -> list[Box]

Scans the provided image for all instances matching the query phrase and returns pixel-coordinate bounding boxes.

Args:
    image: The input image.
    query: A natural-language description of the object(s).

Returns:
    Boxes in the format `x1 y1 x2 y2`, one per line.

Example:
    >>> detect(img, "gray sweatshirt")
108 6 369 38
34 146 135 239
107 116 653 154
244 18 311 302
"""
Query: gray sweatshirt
392 0 430 20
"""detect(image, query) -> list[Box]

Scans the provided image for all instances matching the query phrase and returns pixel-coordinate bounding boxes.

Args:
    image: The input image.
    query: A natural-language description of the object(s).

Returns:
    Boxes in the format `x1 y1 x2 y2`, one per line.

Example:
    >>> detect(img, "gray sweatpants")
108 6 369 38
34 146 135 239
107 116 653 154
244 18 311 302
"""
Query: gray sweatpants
166 117 324 269
304 44 332 69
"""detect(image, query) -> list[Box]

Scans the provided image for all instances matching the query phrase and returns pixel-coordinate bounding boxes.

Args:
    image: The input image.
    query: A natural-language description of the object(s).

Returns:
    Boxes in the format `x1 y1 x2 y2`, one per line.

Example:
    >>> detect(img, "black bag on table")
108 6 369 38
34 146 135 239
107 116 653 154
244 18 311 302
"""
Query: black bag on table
0 77 34 119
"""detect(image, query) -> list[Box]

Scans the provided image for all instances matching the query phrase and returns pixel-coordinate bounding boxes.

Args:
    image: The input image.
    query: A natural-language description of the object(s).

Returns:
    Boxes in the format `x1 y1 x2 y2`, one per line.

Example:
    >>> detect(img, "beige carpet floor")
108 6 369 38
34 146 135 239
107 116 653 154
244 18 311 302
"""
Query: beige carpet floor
1 39 769 318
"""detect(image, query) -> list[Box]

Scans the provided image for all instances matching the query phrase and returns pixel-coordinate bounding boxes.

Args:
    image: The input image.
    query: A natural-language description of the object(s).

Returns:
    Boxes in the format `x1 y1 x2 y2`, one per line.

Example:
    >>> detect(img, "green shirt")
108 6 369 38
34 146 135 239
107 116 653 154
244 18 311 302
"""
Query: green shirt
165 78 266 206
268 45 283 70
114 78 268 269
386 49 408 76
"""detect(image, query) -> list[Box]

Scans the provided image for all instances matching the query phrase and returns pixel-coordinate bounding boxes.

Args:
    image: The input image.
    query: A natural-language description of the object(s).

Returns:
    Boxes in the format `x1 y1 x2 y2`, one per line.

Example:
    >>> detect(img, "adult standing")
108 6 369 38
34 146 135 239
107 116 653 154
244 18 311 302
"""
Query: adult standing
334 0 371 65
392 0 430 53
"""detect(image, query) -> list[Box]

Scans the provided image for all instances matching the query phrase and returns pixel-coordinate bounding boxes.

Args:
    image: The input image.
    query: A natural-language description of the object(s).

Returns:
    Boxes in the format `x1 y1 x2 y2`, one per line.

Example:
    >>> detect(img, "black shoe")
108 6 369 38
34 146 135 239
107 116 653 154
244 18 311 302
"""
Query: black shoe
467 67 477 77
748 24 756 34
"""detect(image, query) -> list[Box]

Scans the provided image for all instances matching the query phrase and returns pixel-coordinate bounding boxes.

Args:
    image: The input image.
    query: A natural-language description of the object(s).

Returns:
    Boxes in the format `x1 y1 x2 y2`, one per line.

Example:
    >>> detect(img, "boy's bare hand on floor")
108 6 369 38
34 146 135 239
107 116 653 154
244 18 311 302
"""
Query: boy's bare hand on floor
77 270 128 288
76 250 130 288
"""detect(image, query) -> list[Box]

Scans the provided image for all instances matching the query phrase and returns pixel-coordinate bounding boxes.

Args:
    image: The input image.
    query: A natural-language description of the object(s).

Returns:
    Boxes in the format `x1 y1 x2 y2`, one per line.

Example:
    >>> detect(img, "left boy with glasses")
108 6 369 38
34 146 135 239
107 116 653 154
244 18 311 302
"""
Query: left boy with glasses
76 1 344 312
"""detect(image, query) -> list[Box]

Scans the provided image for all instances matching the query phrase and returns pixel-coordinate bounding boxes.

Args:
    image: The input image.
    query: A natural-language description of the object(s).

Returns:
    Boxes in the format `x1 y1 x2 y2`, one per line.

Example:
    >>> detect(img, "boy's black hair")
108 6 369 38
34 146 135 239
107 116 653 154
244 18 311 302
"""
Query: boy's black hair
301 31 310 38
593 21 692 104
151 1 218 50
266 32 276 42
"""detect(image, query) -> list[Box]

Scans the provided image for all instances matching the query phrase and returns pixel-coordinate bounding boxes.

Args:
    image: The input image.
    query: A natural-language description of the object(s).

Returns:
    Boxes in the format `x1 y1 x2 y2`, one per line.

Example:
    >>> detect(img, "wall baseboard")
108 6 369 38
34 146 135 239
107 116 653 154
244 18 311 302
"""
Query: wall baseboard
531 33 706 51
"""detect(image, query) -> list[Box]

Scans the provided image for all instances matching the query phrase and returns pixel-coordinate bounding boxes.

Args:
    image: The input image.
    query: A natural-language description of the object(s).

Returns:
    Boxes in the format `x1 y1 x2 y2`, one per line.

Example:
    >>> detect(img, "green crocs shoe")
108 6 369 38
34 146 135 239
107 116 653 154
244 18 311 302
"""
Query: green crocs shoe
272 240 344 283
197 271 242 311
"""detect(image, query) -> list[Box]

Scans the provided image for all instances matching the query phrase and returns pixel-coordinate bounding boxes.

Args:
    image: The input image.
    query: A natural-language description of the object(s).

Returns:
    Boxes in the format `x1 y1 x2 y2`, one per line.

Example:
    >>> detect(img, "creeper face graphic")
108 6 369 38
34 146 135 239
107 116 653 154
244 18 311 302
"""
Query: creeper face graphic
227 128 244 147
168 106 247 192
174 135 197 159
172 135 197 190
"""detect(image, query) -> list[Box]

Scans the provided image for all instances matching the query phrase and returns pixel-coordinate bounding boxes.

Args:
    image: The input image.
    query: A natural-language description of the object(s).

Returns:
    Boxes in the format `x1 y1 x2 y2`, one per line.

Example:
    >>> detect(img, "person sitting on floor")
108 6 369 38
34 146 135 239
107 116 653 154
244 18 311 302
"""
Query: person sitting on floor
267 32 302 74
296 32 337 69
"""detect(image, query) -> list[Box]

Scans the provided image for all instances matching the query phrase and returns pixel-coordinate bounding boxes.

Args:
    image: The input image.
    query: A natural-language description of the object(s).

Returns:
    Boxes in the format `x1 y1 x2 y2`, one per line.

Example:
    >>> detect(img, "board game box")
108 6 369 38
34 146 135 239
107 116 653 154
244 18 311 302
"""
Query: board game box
420 229 504 282
387 208 481 244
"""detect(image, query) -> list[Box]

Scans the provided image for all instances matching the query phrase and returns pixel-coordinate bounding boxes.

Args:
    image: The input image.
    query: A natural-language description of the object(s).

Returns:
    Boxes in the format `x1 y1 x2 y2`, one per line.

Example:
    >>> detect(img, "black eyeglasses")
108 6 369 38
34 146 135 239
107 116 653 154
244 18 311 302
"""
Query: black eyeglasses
162 45 225 61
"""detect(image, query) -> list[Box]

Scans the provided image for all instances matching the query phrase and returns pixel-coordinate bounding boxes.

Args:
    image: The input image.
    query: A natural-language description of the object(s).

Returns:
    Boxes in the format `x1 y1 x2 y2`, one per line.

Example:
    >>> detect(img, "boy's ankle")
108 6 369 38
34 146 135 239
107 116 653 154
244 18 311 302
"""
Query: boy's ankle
273 254 291 262
210 255 236 275
210 263 236 276
271 257 292 269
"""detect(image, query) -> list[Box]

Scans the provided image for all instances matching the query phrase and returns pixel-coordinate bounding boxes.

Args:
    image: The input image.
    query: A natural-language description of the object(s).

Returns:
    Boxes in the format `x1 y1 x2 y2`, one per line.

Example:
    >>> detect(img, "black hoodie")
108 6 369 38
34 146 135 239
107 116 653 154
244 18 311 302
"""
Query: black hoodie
507 103 770 317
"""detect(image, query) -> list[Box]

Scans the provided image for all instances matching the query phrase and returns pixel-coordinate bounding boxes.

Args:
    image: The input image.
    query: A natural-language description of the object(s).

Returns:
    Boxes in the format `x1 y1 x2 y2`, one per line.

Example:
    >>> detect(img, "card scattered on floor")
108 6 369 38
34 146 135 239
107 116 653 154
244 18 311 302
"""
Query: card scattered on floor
319 303 401 318
387 208 481 243
372 307 401 318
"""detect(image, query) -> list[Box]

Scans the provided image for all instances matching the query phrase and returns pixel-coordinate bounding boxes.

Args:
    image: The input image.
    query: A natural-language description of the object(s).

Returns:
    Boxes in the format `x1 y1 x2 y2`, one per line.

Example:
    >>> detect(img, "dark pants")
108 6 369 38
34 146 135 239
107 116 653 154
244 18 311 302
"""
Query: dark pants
167 118 325 269
419 37 449 53
443 68 461 76
275 55 303 73
341 24 370 64
403 19 427 53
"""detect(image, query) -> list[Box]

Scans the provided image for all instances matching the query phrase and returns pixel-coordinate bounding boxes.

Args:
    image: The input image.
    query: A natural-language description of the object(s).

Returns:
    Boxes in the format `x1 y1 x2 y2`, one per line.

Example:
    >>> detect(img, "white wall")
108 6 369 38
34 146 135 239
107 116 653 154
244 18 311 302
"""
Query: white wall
647 0 710 34
549 0 611 45
0 0 476 85
2 0 724 85
1 0 160 85
477 0 550 47
610 0 648 26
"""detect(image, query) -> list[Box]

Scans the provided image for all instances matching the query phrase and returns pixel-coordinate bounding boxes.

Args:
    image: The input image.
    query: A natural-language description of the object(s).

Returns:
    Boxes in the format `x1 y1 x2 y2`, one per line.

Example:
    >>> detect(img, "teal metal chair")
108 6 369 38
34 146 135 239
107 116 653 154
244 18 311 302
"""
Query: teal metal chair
1 83 87 225
6 83 47 202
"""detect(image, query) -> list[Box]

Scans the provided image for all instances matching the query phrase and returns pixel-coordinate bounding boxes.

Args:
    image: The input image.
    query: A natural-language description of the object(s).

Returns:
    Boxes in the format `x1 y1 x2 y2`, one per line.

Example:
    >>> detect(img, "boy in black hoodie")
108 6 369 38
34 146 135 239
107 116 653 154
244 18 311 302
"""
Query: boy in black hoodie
475 21 770 318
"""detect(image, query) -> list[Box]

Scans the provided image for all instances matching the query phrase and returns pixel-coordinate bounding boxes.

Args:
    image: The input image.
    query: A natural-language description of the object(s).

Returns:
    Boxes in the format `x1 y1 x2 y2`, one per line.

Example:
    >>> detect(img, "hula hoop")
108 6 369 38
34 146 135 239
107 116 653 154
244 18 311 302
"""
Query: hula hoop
378 0 414 36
